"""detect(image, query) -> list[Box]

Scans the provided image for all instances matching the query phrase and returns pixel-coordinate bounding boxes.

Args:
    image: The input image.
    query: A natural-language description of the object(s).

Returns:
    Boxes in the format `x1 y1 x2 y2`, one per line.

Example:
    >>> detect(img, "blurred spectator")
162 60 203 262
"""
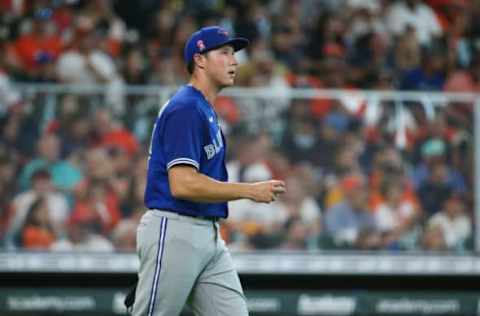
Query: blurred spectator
393 26 421 73
368 146 417 210
374 177 421 250
70 179 121 235
51 210 114 252
440 4 472 69
227 197 285 250
13 8 62 81
270 2 306 69
311 116 343 171
122 47 148 85
147 50 187 86
324 174 380 249
56 19 125 115
0 105 38 160
108 172 133 218
236 40 290 113
91 108 139 157
0 64 22 116
213 95 241 135
347 32 390 88
0 153 17 243
18 132 83 192
306 12 348 76
116 154 148 217
346 1 387 43
21 196 56 250
0 150 14 184
83 147 115 181
232 4 261 44
46 95 92 158
421 222 447 251
265 149 291 181
51 2 76 34
6 169 69 249
322 143 365 210
0 1 476 253
280 105 321 166
277 174 322 250
226 133 283 249
333 142 363 176
79 0 126 57
425 193 472 251
425 0 467 27
444 54 480 93
400 50 446 91
113 0 161 35
412 137 467 194
282 218 310 250
227 132 272 184
417 160 458 216
111 218 136 251
111 208 142 251
386 0 443 46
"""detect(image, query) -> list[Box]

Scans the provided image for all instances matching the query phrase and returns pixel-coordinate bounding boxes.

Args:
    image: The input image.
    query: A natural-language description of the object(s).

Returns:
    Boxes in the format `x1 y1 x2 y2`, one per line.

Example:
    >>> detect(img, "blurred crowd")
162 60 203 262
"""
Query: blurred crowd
0 0 477 252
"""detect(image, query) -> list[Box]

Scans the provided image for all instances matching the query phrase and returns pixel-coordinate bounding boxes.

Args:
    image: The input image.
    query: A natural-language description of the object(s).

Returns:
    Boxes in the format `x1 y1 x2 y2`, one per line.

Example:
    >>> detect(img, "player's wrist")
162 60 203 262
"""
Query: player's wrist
240 183 256 201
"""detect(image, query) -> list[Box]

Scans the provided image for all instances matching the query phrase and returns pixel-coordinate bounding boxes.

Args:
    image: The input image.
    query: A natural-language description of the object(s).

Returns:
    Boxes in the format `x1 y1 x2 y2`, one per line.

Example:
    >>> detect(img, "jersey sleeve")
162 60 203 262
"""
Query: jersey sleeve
163 106 204 170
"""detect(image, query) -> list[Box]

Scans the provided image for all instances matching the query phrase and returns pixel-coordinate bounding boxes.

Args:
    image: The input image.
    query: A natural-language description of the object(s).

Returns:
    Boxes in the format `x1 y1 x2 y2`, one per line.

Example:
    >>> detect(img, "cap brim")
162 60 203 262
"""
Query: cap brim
209 38 249 53
227 38 249 51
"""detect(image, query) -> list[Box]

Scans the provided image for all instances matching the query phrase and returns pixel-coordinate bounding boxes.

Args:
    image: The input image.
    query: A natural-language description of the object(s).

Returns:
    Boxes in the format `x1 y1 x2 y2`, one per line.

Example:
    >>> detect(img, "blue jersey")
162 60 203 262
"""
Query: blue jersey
144 85 229 218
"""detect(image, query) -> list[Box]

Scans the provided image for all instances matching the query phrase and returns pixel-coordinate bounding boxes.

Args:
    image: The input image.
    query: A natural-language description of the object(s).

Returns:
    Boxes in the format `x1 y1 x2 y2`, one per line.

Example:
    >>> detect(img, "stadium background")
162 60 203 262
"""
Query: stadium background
1 0 480 315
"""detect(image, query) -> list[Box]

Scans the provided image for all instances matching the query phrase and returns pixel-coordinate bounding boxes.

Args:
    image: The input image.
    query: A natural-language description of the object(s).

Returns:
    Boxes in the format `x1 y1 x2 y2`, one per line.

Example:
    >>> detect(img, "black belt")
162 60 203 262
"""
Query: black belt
150 209 220 222
187 214 220 222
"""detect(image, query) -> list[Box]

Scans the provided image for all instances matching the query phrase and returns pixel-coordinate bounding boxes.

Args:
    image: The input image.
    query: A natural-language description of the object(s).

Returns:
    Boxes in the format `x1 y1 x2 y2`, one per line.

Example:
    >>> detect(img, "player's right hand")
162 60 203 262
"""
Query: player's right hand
249 180 286 203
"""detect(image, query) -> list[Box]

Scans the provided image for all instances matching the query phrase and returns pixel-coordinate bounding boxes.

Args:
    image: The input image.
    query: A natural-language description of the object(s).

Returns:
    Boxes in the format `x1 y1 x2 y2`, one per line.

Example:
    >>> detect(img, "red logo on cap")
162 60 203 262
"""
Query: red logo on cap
218 28 229 36
197 40 206 51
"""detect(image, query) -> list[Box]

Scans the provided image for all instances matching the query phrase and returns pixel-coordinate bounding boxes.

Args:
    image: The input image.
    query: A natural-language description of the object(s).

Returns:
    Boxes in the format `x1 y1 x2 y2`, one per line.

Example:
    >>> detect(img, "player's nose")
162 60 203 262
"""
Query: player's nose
230 53 238 66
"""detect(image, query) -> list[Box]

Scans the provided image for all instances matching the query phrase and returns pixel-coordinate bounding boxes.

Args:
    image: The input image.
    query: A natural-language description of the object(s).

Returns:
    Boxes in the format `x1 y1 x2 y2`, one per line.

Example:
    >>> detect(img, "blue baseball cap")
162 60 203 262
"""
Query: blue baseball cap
184 26 249 66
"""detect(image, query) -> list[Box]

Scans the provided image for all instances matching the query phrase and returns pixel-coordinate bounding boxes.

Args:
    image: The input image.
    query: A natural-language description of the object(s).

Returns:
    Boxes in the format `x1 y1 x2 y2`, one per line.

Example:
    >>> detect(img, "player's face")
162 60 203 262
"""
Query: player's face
204 45 238 87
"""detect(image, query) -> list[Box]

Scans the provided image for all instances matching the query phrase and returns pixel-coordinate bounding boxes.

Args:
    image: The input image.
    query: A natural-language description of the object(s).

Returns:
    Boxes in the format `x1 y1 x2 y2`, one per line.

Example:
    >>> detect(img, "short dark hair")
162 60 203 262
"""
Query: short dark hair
187 51 208 75
187 61 195 74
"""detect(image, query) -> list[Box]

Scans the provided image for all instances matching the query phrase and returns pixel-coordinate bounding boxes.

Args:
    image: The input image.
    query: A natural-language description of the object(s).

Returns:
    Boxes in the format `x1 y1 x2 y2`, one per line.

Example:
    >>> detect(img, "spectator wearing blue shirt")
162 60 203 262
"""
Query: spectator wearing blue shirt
324 174 379 249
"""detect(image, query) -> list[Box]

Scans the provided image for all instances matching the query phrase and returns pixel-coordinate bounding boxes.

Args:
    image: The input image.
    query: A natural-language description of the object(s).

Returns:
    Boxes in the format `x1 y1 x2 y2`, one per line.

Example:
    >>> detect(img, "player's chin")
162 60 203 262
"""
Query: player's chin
221 78 235 87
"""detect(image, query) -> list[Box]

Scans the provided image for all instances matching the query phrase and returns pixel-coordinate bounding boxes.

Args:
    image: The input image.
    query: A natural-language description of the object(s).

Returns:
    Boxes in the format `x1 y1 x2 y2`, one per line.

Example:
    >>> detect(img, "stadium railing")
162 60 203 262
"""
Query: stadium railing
2 83 480 277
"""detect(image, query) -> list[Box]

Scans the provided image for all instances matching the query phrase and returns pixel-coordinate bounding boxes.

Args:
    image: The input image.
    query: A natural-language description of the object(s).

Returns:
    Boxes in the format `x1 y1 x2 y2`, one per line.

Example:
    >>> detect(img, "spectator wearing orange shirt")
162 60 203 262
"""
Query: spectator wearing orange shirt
91 108 139 157
21 197 56 250
368 146 418 212
70 178 121 235
13 8 62 80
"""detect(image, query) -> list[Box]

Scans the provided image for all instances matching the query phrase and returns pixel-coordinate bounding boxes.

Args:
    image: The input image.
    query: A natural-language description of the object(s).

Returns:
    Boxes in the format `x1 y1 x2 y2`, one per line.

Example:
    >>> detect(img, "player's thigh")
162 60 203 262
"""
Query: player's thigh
190 238 248 316
133 213 200 316
190 281 248 316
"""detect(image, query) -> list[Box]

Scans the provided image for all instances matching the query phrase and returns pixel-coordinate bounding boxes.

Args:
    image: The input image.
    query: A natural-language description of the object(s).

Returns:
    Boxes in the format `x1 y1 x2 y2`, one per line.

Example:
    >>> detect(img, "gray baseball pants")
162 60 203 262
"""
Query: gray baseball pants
132 210 249 316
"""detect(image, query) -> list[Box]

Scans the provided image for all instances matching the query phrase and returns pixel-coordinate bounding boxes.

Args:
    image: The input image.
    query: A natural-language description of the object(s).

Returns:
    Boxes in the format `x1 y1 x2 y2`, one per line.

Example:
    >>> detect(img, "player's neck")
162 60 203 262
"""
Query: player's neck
189 75 220 105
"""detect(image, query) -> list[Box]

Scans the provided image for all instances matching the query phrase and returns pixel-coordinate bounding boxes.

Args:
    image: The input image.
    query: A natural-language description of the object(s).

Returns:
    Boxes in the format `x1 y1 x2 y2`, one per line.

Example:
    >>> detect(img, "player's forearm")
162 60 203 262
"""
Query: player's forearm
170 170 253 203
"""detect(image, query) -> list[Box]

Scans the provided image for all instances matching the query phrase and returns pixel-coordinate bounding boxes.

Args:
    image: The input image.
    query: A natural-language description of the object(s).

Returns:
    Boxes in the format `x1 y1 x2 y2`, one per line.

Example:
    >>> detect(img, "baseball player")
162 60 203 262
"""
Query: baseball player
131 26 286 316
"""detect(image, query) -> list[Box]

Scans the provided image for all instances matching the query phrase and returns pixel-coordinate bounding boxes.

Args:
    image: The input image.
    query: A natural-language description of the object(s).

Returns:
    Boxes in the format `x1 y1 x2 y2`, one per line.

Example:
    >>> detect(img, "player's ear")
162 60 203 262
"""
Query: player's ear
193 53 206 70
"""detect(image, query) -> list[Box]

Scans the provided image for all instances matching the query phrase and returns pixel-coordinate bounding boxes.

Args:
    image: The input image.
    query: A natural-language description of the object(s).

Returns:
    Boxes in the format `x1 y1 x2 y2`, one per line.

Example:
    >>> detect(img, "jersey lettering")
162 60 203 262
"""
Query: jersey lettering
212 130 223 153
204 144 215 159
204 130 223 160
